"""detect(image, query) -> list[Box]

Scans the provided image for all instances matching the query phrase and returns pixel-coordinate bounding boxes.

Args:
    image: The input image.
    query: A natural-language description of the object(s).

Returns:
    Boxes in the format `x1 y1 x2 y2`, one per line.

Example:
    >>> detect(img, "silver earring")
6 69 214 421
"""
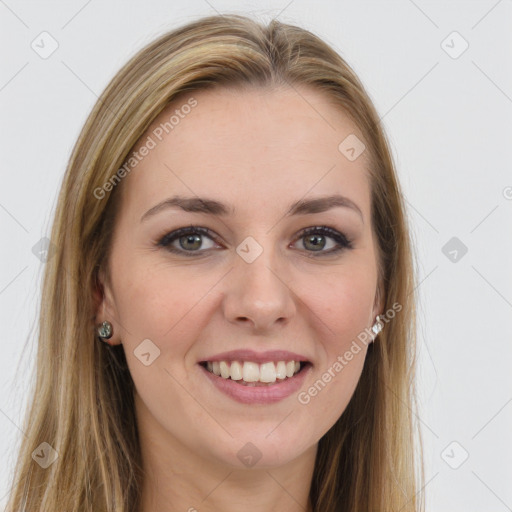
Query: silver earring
97 320 113 341
371 315 383 338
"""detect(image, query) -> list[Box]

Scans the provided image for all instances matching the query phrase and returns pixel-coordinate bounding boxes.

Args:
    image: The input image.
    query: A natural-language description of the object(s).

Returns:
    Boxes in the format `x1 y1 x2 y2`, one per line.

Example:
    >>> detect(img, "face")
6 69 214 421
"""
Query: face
98 85 382 469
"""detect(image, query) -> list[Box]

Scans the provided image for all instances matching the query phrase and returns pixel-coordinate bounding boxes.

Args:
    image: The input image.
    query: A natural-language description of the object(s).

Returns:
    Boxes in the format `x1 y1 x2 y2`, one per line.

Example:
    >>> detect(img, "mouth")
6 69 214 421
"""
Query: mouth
197 351 313 404
198 359 312 387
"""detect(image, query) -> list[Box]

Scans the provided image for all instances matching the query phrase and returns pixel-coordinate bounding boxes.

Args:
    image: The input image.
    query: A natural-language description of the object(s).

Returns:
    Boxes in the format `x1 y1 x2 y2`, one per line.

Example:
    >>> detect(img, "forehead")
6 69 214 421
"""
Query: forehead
121 85 371 220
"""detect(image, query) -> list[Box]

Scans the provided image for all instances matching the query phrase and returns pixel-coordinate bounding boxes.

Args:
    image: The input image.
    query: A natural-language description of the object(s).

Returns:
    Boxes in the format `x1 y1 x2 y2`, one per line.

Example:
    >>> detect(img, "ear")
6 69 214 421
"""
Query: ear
371 279 385 320
93 265 122 346
367 281 386 344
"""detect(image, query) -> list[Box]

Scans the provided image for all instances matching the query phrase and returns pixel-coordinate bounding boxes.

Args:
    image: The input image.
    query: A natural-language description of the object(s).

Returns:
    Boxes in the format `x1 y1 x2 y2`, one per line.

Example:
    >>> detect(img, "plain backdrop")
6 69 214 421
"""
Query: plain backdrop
1 1 511 511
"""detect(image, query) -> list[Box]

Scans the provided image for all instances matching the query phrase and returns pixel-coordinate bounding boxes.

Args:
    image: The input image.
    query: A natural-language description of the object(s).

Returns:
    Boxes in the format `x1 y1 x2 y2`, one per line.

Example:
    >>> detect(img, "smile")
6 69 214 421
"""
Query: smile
201 360 305 385
198 359 312 404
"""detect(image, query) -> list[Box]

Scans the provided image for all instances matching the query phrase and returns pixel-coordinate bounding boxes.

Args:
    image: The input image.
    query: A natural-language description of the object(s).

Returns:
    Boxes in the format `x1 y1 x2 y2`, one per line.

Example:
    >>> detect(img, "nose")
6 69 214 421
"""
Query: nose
221 248 296 333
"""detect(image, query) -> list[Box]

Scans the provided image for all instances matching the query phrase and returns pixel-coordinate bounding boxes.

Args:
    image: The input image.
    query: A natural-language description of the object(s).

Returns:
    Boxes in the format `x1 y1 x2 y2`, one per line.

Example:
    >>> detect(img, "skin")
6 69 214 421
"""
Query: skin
96 85 383 512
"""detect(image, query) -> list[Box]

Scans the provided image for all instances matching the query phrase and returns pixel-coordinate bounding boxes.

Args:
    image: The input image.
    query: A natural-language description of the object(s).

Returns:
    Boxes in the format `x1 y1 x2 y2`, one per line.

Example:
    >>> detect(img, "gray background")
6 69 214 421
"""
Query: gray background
1 1 511 510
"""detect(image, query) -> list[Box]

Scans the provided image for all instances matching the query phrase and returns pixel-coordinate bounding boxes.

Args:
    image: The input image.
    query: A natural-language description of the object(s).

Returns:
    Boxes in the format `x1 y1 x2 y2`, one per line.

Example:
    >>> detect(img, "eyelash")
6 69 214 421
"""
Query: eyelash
156 225 353 257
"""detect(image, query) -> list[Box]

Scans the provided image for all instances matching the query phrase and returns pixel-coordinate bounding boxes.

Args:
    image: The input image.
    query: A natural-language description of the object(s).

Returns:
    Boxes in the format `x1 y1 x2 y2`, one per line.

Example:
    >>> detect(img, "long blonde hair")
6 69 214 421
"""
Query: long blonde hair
6 14 423 512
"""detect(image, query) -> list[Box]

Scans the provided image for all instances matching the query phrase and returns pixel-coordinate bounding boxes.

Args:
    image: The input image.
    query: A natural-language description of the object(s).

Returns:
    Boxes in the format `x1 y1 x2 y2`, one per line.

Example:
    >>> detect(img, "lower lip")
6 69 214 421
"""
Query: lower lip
198 363 312 405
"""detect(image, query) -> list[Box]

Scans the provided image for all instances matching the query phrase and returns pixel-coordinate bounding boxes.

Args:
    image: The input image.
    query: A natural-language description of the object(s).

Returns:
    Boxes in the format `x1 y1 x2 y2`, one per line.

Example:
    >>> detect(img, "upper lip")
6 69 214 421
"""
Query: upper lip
198 349 311 364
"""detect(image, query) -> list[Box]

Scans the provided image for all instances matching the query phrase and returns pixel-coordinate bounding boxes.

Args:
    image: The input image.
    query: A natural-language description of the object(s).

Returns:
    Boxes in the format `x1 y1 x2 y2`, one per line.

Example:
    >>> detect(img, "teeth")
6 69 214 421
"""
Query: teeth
230 361 243 380
242 362 260 382
260 362 277 383
219 361 230 379
275 361 287 379
204 360 303 383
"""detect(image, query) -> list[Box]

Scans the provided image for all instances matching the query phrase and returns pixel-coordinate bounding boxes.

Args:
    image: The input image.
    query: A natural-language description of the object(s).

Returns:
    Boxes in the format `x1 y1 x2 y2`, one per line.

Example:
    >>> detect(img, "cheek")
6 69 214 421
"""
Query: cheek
293 261 375 422
303 261 377 348
111 262 212 419
112 261 217 343
301 346 368 439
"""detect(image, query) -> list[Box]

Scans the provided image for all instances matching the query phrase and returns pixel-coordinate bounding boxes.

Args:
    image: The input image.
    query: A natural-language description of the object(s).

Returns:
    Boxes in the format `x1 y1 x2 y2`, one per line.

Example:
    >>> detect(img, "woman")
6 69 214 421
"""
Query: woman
6 14 423 512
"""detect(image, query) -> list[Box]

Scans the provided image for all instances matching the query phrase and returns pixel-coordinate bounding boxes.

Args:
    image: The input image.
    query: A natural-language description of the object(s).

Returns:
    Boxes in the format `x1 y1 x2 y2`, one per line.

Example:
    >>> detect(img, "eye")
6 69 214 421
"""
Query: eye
156 225 353 257
156 226 220 256
292 226 353 256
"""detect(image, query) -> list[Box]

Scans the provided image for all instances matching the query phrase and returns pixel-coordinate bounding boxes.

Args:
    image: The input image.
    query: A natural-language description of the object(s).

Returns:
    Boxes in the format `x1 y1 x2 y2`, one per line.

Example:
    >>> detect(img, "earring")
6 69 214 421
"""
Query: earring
97 320 113 341
371 315 383 338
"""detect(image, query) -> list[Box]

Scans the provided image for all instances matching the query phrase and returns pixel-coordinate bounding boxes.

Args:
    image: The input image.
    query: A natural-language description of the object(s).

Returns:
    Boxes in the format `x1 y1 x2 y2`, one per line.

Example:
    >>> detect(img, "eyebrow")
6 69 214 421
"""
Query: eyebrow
140 194 364 223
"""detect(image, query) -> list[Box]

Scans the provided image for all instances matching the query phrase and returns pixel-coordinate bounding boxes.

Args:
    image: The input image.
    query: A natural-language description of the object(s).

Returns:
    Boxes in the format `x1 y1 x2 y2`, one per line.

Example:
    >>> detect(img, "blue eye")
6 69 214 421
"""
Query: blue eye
156 225 353 257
